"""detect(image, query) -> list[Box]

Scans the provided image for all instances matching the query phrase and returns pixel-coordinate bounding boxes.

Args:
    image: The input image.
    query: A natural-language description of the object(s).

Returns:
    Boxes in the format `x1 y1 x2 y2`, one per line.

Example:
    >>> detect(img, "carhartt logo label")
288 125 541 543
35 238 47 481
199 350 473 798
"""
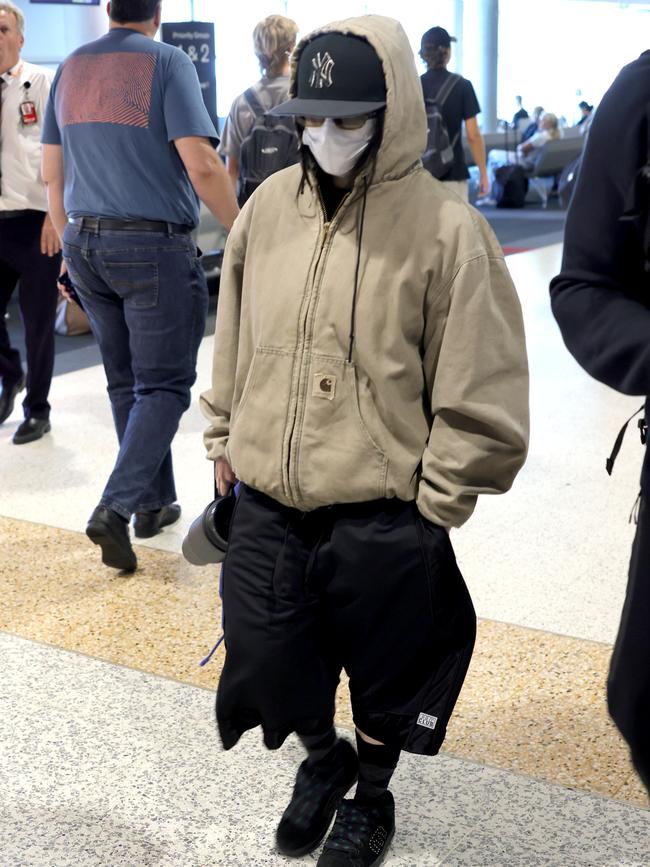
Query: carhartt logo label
417 712 438 730
309 51 334 89
313 373 336 400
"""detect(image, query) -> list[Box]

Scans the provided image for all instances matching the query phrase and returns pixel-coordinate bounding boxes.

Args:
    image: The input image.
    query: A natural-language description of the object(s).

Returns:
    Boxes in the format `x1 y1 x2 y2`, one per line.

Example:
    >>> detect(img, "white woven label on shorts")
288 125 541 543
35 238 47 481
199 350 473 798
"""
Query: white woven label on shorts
417 712 438 730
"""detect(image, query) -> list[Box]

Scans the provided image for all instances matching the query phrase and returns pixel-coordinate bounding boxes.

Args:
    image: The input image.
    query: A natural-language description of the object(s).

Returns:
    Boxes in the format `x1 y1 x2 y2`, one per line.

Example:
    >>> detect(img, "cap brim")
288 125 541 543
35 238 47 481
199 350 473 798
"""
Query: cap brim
268 98 386 119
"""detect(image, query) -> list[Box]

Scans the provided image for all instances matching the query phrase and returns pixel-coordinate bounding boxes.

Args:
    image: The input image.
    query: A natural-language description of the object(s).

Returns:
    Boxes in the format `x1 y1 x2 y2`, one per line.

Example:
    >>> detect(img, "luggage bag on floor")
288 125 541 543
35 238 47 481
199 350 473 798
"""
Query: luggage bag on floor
493 164 528 208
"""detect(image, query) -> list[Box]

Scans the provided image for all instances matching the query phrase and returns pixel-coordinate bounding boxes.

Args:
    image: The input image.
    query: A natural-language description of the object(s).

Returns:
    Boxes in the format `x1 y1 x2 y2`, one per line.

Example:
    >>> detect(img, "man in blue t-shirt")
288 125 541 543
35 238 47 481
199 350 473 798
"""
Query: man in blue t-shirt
41 0 239 572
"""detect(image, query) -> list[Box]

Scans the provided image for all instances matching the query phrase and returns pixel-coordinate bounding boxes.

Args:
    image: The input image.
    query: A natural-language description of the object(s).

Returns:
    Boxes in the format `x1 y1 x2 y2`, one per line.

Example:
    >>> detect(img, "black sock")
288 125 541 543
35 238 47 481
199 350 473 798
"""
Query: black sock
354 731 400 803
298 726 338 767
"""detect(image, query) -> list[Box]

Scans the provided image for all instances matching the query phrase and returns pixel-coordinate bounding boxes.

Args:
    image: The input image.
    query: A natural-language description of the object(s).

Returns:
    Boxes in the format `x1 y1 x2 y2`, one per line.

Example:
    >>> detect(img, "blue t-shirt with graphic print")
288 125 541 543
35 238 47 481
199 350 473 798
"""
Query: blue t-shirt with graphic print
42 28 218 227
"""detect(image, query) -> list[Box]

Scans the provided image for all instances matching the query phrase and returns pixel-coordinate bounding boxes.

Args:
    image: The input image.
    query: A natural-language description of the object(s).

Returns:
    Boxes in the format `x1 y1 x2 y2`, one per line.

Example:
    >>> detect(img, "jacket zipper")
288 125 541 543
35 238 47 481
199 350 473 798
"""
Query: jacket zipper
285 188 349 505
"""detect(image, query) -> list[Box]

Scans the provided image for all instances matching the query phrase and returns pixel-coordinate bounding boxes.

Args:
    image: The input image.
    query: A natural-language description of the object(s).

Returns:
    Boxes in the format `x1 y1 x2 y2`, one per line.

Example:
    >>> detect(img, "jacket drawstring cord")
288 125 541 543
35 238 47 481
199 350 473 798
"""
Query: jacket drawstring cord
347 175 369 363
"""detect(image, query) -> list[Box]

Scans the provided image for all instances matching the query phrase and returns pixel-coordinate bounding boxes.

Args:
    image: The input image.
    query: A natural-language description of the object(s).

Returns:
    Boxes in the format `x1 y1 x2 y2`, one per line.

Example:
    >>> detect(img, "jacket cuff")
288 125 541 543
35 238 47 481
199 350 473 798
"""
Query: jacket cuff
416 480 477 529
203 431 228 463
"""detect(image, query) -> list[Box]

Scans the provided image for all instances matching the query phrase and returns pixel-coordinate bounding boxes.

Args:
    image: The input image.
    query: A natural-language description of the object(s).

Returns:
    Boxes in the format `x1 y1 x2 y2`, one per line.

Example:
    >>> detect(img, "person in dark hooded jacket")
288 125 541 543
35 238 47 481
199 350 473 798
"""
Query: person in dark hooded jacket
550 51 650 797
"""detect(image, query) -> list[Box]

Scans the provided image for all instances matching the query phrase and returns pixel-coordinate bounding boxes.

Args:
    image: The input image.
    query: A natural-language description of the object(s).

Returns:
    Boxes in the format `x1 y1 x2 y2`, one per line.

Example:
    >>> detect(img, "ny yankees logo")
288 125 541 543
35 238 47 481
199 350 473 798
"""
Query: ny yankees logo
309 51 335 88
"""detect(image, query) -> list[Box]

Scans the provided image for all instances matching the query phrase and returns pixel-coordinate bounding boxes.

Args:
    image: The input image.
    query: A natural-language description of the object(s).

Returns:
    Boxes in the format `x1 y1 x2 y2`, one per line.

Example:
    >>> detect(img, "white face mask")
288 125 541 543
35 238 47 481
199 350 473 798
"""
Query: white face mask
302 118 377 178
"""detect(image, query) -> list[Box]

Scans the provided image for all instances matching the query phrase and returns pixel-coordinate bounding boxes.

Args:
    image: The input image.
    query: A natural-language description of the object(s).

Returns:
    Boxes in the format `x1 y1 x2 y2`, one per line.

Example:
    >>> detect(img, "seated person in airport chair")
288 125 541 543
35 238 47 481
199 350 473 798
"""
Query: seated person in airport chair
520 105 544 143
575 99 593 134
200 15 530 865
487 111 560 181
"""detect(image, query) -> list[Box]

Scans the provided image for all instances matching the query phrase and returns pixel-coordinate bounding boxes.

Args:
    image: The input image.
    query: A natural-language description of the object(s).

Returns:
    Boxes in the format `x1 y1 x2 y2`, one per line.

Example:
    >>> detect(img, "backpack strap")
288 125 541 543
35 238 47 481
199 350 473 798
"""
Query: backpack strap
434 73 461 108
243 87 266 119
606 403 646 475
438 74 462 148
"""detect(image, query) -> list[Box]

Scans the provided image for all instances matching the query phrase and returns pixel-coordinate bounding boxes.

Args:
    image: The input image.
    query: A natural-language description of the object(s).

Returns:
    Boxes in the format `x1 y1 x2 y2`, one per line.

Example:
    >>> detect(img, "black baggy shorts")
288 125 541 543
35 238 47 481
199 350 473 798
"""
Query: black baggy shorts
216 484 476 756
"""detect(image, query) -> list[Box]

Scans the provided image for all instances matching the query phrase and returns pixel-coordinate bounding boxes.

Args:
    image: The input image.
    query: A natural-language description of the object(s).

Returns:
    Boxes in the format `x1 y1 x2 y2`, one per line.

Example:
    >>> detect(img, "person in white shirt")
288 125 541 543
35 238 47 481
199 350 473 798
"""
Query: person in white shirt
0 1 60 444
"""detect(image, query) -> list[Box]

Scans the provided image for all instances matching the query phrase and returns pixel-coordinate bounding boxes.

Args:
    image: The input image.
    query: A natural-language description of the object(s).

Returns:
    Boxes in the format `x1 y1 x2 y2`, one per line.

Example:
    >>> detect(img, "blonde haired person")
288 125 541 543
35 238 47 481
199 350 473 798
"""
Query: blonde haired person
487 111 561 186
219 14 299 203
253 13 297 76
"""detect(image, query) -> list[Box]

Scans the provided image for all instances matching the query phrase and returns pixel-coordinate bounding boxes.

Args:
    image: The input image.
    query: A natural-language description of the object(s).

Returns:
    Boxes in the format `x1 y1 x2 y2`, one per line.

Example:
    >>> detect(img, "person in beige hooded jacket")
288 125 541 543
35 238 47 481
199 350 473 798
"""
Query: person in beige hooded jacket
200 15 529 866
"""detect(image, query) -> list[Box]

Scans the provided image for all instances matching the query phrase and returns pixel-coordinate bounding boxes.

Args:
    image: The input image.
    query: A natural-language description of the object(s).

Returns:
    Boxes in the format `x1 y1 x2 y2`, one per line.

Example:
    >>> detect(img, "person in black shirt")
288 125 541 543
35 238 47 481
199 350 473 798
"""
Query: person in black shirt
550 51 650 796
576 100 593 127
512 95 529 129
419 26 489 200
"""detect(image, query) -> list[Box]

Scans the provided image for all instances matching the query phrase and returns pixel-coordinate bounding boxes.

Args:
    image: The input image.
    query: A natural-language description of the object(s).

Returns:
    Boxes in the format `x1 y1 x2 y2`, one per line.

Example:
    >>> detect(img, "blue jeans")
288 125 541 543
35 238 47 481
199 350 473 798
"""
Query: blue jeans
63 224 208 519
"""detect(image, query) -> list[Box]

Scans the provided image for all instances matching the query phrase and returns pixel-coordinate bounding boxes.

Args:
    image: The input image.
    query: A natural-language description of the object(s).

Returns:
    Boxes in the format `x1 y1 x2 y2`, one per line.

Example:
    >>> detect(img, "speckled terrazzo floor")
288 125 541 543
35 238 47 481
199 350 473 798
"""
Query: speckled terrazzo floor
2 631 649 867
1 514 647 811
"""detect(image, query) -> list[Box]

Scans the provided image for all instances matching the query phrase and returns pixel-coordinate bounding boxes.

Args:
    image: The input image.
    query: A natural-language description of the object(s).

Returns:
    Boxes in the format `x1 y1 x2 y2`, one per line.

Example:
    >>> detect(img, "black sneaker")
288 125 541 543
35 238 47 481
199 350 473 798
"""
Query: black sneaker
276 739 358 858
317 791 395 867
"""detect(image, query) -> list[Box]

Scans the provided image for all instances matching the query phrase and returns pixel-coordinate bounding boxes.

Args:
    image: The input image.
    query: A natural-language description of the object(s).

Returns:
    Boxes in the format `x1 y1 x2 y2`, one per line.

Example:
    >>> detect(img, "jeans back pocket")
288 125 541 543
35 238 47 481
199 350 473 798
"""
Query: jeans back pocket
104 262 159 309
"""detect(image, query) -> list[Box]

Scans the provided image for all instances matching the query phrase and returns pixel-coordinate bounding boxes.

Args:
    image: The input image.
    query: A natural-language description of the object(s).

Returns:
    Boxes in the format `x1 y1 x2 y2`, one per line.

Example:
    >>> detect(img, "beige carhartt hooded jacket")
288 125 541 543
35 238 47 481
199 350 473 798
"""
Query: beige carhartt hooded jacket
200 15 529 527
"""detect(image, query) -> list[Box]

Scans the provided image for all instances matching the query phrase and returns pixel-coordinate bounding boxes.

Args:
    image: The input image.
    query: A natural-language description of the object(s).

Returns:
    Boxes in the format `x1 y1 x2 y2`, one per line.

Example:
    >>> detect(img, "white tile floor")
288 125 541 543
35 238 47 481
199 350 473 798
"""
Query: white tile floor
2 244 649 866
2 632 648 867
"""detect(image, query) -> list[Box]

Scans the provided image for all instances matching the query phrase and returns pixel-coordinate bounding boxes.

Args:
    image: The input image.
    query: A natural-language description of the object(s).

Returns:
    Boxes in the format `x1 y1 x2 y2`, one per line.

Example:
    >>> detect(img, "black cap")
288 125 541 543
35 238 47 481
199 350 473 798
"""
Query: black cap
421 26 457 50
578 100 593 111
269 32 386 119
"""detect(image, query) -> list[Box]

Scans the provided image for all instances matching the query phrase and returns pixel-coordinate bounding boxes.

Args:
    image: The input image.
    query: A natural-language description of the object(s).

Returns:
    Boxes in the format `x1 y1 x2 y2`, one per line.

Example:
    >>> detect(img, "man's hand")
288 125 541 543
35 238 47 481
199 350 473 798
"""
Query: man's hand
215 458 238 497
478 171 490 198
41 214 61 257
57 260 71 301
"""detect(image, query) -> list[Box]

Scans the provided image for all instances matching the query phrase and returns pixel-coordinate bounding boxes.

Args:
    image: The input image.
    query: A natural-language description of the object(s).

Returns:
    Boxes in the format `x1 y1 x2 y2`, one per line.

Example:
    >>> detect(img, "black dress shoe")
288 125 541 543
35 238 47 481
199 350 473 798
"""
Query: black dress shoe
0 375 26 425
12 416 51 445
86 505 137 572
133 503 182 538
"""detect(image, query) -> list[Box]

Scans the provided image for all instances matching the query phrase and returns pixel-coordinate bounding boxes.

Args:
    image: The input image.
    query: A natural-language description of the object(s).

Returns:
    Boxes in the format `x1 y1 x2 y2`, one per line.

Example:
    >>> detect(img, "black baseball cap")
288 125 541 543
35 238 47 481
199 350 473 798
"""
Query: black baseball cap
269 32 386 119
421 27 457 50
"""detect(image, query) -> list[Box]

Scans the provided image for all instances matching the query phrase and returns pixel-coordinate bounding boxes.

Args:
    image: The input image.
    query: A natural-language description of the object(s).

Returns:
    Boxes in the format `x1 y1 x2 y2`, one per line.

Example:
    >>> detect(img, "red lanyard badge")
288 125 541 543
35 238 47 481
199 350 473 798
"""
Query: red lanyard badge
19 81 37 126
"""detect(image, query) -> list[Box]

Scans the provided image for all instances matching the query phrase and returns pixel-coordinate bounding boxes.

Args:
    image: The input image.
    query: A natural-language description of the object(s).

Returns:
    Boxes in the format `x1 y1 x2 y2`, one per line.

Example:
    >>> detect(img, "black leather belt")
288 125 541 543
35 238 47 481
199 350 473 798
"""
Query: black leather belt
0 209 31 219
68 217 193 234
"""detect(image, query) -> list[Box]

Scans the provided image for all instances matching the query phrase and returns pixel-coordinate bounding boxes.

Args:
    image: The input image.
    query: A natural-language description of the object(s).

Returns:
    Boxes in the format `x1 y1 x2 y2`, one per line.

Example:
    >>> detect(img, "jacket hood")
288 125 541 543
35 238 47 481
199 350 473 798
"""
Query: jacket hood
289 15 427 182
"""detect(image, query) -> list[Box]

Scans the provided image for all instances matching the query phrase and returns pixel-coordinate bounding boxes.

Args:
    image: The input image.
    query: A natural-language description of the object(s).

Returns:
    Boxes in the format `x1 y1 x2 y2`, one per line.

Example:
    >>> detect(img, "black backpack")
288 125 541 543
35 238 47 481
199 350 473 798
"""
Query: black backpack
422 74 461 179
493 164 528 208
237 87 300 207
